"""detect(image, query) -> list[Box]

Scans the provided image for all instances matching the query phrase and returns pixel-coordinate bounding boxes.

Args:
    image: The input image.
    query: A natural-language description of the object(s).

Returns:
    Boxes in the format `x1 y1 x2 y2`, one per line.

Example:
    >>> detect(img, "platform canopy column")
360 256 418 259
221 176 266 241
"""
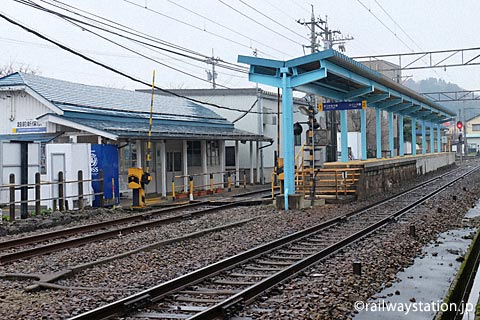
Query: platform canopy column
430 122 435 153
235 140 240 187
219 139 226 181
399 114 404 156
160 140 167 197
256 140 260 183
182 140 188 191
361 107 367 160
201 140 208 190
388 111 394 157
412 118 417 156
437 124 442 152
421 120 427 154
249 141 254 185
340 110 348 162
376 108 382 158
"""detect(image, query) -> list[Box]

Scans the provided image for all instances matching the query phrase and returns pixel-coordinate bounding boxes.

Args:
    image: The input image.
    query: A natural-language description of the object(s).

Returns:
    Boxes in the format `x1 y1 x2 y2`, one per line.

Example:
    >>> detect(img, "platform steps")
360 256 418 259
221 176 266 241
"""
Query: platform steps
295 146 361 202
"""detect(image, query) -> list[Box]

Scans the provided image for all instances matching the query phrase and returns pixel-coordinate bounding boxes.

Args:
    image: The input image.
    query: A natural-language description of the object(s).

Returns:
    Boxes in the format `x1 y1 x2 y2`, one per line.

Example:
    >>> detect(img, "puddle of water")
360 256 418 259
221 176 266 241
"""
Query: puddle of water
354 228 475 320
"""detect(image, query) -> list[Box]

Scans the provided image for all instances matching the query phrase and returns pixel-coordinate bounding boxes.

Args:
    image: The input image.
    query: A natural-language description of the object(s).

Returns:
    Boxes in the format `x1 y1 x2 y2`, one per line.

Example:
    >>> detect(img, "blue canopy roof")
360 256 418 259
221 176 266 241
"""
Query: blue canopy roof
239 49 456 123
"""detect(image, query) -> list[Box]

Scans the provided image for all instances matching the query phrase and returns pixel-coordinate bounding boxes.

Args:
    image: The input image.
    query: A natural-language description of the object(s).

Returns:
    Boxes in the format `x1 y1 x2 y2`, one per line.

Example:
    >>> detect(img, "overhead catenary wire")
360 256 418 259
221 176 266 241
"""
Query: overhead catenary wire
15 0 248 87
161 0 289 58
121 0 281 60
216 0 304 47
235 0 310 42
14 0 234 88
25 0 249 73
355 0 415 52
370 0 453 83
0 11 272 115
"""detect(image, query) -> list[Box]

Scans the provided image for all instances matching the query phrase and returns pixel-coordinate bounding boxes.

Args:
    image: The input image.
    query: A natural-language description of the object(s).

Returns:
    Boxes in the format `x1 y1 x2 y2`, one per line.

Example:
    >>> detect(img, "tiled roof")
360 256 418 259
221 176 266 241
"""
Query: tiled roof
0 72 230 126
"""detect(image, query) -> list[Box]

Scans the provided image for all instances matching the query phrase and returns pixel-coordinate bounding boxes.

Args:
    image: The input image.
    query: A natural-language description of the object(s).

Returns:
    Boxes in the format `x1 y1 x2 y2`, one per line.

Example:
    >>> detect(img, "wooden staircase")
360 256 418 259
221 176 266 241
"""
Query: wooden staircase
294 144 361 203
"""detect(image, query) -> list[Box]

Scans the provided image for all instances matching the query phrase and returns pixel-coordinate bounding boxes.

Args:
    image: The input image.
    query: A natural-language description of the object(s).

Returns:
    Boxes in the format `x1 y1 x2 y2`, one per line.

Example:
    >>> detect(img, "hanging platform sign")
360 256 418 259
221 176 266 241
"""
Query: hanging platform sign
318 100 367 112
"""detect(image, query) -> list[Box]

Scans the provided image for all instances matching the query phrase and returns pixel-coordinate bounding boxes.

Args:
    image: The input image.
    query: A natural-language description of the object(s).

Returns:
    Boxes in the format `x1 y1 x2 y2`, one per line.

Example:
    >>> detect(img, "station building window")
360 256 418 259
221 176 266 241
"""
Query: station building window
187 141 201 166
207 140 219 166
225 146 235 166
119 143 137 173
472 124 480 132
166 152 182 172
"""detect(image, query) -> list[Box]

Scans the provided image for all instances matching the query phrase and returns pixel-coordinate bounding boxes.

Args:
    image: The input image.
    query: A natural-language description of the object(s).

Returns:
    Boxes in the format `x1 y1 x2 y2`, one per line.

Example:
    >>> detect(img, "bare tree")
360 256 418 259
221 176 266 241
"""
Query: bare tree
0 62 39 77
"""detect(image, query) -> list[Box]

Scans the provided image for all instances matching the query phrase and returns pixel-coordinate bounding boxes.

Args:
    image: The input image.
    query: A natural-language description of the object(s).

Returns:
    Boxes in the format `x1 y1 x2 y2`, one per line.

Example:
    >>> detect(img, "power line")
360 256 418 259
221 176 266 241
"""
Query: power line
236 0 309 42
216 0 304 47
18 0 249 80
371 0 452 82
372 0 422 51
262 0 299 22
15 0 236 87
161 0 288 58
355 0 415 52
288 0 310 14
121 0 280 59
0 10 272 115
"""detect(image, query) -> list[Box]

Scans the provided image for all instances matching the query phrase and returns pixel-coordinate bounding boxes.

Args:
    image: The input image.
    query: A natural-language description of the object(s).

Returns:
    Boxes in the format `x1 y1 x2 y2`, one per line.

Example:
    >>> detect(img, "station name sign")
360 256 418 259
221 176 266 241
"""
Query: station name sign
318 100 367 111
12 120 46 133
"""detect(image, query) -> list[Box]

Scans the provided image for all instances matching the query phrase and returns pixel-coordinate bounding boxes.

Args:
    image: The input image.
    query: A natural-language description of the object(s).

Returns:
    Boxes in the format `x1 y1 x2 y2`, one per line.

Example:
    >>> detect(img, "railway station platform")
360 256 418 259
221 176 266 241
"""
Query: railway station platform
319 152 456 201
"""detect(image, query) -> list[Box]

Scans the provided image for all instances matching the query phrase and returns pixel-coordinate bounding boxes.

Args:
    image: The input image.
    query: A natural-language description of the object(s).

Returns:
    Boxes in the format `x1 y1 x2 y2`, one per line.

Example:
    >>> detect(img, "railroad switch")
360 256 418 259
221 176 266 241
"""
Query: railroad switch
128 167 151 208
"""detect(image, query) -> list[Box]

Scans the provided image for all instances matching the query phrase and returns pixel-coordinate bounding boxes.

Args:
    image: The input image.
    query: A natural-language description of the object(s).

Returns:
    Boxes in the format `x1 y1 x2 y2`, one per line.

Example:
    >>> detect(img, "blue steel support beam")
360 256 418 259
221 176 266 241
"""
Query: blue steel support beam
344 86 374 100
388 112 394 157
437 124 441 152
281 68 294 211
430 122 435 153
412 118 417 156
376 108 382 158
295 84 346 100
386 102 414 113
399 114 404 156
422 120 426 154
290 68 327 87
361 108 367 160
402 106 422 116
375 98 403 110
340 110 348 162
366 94 390 104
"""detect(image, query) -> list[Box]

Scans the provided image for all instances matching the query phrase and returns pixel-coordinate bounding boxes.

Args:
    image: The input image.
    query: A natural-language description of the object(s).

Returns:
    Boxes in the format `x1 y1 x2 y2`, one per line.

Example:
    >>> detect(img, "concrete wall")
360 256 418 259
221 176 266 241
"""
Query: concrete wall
416 153 456 175
357 153 456 200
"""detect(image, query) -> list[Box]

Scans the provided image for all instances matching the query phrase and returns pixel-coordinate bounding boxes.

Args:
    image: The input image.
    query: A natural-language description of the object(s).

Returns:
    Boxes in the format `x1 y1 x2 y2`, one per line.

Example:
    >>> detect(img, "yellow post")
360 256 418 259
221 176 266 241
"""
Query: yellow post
189 175 194 201
271 172 275 199
227 172 232 192
171 177 176 201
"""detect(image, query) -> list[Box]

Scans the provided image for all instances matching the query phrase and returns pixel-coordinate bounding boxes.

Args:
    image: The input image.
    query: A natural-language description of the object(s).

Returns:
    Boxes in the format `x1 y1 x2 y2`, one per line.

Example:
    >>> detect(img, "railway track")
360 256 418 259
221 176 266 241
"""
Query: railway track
69 164 480 320
0 188 272 265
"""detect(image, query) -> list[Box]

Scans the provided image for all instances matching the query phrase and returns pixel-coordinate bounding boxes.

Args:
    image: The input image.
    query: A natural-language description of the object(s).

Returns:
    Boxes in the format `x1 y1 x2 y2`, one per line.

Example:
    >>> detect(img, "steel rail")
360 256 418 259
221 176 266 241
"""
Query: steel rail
0 188 272 251
69 165 478 320
0 201 248 264
0 201 209 250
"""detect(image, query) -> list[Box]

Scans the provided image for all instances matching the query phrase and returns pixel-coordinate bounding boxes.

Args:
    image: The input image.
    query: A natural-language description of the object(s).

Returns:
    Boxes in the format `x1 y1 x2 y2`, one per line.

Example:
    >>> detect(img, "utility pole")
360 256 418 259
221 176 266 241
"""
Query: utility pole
298 6 353 162
205 49 219 89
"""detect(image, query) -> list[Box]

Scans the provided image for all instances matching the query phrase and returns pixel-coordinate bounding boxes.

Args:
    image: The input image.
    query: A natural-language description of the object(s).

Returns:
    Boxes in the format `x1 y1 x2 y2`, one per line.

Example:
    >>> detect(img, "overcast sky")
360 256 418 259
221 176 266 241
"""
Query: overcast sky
1 0 479 93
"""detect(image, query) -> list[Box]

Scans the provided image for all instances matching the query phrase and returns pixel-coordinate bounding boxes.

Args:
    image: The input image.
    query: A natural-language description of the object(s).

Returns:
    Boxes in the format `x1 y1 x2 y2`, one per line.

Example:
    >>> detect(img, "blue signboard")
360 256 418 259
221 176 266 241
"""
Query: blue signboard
91 144 119 207
318 100 367 111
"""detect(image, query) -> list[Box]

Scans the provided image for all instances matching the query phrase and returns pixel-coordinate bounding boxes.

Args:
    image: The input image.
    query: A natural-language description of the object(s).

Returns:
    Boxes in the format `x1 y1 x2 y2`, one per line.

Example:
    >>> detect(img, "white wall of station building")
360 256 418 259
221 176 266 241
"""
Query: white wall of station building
0 91 55 134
